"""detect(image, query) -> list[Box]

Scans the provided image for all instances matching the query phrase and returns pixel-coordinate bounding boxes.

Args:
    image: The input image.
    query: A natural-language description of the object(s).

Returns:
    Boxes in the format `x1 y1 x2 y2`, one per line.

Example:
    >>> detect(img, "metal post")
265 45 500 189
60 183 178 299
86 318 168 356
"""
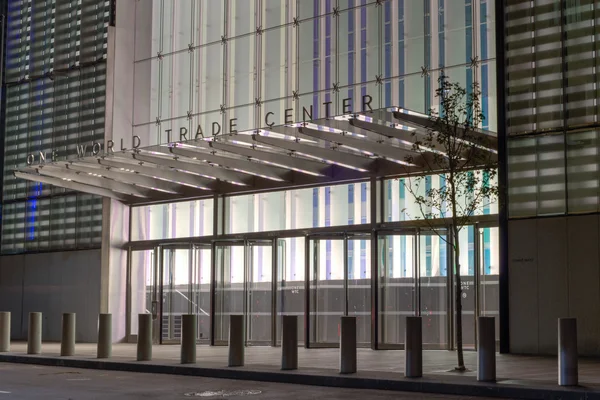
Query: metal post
0 312 10 352
137 313 152 361
181 314 196 364
405 316 422 378
281 315 298 370
27 312 42 355
97 313 112 359
60 313 76 357
339 316 357 374
558 318 578 386
477 316 496 382
228 314 244 367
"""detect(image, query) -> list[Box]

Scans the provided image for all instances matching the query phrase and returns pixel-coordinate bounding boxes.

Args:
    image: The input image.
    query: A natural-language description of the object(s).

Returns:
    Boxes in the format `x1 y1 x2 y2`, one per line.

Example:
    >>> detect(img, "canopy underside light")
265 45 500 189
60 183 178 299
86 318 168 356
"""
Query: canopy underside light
15 107 498 205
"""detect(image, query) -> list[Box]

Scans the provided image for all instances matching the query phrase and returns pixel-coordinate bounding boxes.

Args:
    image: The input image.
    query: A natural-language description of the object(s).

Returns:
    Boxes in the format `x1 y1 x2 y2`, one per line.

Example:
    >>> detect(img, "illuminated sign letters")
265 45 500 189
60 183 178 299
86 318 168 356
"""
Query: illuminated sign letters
26 95 373 165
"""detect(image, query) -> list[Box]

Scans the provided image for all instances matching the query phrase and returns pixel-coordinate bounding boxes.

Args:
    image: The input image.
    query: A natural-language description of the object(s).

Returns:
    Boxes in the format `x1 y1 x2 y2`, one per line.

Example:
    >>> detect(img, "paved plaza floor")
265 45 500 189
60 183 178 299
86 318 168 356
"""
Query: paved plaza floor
1 342 600 399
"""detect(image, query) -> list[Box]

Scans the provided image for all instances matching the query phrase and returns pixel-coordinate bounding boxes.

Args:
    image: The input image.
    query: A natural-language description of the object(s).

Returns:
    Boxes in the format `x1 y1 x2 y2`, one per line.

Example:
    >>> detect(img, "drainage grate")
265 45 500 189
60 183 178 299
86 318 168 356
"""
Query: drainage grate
184 389 262 398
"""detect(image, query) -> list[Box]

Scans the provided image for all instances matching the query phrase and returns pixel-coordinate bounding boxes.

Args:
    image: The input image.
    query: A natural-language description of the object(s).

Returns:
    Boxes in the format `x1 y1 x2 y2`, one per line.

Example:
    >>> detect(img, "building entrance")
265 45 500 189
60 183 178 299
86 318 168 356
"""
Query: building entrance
307 234 371 347
156 245 212 343
128 244 211 344
213 240 275 346
127 225 498 349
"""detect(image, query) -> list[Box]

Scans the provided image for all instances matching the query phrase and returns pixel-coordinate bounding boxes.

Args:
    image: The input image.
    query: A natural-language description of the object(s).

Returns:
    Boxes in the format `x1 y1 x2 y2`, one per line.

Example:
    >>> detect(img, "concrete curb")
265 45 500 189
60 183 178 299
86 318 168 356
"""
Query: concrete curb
0 354 599 400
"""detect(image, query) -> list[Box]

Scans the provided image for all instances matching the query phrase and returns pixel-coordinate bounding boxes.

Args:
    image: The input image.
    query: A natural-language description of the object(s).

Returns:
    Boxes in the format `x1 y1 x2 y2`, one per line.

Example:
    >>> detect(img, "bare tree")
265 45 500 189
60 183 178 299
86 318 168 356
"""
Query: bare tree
402 73 498 371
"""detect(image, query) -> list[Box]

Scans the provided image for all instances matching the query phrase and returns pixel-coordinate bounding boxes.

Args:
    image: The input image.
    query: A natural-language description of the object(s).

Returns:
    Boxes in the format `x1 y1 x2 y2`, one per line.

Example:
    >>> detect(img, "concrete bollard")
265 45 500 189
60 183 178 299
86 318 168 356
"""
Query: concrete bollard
137 313 153 361
228 315 244 367
281 315 298 370
97 313 112 359
60 313 76 357
339 316 357 374
0 312 10 352
180 314 197 364
559 318 578 386
27 312 42 355
477 316 496 382
405 316 422 378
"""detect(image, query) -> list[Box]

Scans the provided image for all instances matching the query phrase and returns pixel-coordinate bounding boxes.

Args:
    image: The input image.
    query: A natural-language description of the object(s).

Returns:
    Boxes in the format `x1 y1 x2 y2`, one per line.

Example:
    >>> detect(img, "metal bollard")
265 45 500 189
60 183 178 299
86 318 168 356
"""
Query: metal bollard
27 312 42 355
0 312 10 352
339 316 357 374
405 316 422 378
558 318 578 386
61 313 76 357
477 316 496 382
281 315 298 370
180 314 197 364
137 313 152 361
97 313 112 359
228 315 244 367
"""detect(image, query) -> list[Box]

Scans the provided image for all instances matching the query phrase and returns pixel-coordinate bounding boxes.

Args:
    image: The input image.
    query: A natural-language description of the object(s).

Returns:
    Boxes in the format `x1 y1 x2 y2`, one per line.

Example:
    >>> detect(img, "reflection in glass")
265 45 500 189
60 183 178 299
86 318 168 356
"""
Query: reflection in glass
309 239 345 344
378 234 416 345
347 238 371 345
247 243 273 344
277 237 306 345
214 245 245 343
131 249 155 336
419 233 448 349
457 225 476 349
192 246 212 341
160 248 192 341
479 227 500 345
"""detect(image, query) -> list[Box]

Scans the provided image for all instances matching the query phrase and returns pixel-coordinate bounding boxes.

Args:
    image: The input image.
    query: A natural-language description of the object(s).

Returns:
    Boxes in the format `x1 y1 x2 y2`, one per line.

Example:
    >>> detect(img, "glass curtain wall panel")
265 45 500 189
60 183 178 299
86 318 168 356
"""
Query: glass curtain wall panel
132 0 496 147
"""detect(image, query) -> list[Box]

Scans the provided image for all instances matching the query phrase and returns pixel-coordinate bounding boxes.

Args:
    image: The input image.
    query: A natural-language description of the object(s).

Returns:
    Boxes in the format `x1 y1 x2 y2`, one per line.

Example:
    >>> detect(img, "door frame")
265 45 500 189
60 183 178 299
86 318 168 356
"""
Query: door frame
375 228 418 350
304 232 371 349
126 244 158 343
210 238 277 346
157 242 212 344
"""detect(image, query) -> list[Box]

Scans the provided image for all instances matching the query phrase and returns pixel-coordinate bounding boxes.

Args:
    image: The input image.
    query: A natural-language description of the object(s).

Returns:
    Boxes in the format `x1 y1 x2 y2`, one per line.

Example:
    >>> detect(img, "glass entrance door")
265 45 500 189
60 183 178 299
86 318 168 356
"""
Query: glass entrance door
308 237 345 346
160 246 192 343
159 244 211 343
307 234 371 347
378 232 417 348
213 240 274 346
246 241 273 345
418 230 449 349
377 229 449 349
129 247 157 342
192 245 212 342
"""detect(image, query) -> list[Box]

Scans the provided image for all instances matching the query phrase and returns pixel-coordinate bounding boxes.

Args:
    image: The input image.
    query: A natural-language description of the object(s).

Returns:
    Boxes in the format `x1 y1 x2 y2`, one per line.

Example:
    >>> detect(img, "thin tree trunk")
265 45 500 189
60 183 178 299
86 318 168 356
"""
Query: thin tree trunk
453 223 465 371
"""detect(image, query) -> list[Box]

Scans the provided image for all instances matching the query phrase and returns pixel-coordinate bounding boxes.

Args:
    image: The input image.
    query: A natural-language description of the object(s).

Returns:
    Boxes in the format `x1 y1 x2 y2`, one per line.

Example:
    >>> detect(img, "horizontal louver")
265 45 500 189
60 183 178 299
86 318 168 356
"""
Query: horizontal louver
1 0 109 253
506 0 600 217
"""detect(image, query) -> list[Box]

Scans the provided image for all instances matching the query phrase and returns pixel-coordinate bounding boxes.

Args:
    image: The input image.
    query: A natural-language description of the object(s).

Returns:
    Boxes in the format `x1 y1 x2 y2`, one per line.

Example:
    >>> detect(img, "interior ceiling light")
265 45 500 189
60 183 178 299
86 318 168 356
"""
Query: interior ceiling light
296 151 369 172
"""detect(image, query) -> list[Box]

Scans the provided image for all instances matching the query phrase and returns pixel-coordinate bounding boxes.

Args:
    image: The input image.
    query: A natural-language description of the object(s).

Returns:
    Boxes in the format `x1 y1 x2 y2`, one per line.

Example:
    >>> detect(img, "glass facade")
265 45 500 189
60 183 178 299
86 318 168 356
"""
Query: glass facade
132 0 497 147
505 0 600 217
1 0 111 253
126 0 499 349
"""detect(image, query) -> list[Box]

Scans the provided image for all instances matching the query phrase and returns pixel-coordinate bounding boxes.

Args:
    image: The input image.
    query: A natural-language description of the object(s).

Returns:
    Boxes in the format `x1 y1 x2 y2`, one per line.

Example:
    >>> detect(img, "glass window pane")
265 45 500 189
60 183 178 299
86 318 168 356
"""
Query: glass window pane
277 237 305 344
131 199 214 241
225 182 371 234
567 130 599 213
228 36 256 107
378 234 416 346
419 232 448 348
195 0 225 45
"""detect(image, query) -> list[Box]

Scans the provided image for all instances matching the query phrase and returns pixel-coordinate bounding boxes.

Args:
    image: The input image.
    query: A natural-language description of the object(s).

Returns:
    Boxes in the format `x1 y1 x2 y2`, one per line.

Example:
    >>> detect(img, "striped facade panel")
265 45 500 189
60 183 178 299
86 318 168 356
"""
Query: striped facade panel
1 0 110 253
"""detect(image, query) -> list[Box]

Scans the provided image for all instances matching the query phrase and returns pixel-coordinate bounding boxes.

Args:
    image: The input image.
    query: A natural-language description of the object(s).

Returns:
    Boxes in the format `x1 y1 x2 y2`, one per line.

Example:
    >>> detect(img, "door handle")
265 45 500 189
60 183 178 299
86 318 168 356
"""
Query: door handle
151 301 158 320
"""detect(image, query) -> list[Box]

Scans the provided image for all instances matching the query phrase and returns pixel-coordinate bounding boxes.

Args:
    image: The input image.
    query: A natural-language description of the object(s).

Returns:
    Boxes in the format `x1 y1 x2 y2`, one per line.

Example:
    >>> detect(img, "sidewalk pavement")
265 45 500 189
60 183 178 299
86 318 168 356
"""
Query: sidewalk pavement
1 342 599 400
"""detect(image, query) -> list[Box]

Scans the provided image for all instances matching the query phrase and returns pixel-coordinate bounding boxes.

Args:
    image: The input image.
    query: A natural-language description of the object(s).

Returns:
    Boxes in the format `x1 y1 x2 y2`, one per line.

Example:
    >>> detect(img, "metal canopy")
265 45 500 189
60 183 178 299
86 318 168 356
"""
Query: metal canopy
14 107 498 205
